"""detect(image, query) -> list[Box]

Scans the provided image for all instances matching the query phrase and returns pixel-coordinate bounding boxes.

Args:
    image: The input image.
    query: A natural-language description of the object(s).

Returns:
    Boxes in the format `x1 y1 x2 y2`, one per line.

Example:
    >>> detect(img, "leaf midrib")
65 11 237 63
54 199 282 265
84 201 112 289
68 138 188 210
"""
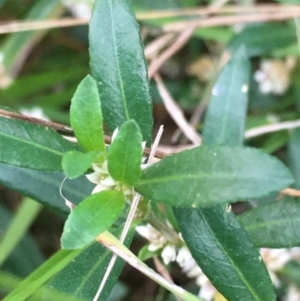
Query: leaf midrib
0 131 64 156
243 218 300 231
109 0 130 121
198 210 262 301
138 173 286 186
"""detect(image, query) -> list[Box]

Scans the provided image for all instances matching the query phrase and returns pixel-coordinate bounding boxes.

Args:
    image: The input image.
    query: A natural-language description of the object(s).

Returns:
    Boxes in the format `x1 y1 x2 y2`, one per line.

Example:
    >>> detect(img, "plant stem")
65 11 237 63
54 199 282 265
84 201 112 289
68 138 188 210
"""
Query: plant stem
97 231 203 301
147 210 182 245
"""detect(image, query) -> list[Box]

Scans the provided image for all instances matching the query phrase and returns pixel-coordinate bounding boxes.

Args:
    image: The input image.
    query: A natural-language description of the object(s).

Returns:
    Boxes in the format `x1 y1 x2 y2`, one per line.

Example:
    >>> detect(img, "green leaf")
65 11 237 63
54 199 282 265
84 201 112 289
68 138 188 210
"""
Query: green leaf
228 23 297 57
288 129 300 189
70 75 106 157
0 117 76 171
61 191 125 249
174 206 276 301
0 163 94 214
137 145 293 207
89 0 153 145
175 46 276 301
239 198 300 248
203 47 250 146
108 120 143 186
44 227 134 301
62 151 99 179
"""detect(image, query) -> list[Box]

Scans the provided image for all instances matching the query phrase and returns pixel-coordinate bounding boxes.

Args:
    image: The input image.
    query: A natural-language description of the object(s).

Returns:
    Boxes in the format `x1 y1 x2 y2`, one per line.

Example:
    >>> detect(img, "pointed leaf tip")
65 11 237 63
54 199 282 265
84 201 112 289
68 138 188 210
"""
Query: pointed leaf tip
70 75 105 157
137 145 294 207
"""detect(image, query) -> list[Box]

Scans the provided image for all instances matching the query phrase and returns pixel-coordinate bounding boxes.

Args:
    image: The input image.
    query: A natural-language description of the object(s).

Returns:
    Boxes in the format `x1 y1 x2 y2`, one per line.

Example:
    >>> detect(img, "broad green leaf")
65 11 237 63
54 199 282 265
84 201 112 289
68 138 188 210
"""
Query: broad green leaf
44 227 134 301
288 129 300 189
203 47 250 146
70 75 106 157
89 0 153 145
61 191 125 249
62 151 99 179
0 163 93 214
108 120 143 186
175 46 276 301
0 117 76 171
174 206 276 301
239 198 300 248
137 145 293 207
228 23 297 57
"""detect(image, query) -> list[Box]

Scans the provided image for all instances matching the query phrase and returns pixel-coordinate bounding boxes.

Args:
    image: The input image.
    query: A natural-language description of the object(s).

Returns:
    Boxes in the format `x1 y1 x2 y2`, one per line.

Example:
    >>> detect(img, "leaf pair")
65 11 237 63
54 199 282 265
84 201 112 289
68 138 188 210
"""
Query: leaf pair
62 75 143 186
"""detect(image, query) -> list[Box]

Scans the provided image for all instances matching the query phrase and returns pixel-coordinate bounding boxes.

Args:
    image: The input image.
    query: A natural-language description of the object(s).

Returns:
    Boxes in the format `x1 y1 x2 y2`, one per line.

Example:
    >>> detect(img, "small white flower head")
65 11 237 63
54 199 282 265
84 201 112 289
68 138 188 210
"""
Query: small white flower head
197 275 216 301
254 58 296 95
161 244 177 265
176 246 193 268
136 223 167 251
86 161 133 196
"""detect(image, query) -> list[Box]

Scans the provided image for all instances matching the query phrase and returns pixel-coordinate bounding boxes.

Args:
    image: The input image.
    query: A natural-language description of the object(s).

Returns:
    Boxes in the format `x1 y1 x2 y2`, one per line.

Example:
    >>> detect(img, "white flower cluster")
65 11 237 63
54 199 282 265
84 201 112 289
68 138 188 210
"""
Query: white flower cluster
85 128 146 199
254 57 296 95
136 223 215 300
86 161 133 196
136 223 300 301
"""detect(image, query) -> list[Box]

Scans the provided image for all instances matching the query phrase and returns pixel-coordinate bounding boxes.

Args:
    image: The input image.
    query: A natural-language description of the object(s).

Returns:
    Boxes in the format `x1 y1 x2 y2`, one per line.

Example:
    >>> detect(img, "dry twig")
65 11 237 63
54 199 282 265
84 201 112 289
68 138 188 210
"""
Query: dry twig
148 23 198 78
1 5 300 34
163 10 300 32
154 74 201 145
245 120 300 139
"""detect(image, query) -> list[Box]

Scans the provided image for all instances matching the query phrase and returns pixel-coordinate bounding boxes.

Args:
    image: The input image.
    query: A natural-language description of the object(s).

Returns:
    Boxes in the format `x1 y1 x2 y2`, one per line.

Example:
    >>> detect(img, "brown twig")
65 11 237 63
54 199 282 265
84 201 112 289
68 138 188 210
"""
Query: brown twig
0 108 299 198
148 22 198 78
0 5 299 34
154 74 201 145
0 108 166 159
163 10 300 32
153 257 182 301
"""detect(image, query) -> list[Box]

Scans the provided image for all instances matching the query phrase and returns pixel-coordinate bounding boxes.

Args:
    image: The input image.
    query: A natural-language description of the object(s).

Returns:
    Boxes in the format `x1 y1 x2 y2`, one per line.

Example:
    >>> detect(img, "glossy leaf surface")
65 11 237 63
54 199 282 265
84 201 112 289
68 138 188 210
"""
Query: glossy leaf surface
44 227 134 301
0 163 93 213
175 207 276 301
203 47 250 146
108 120 143 185
0 117 75 170
61 191 125 249
288 129 300 188
137 145 293 207
70 75 106 157
175 46 276 301
228 23 297 57
239 198 300 248
89 0 153 145
62 151 99 179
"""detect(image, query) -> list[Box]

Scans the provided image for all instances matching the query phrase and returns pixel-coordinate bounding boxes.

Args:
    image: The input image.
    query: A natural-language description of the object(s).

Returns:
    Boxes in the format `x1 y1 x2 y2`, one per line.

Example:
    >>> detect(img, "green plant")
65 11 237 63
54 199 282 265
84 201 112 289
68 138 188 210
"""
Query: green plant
0 0 300 301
